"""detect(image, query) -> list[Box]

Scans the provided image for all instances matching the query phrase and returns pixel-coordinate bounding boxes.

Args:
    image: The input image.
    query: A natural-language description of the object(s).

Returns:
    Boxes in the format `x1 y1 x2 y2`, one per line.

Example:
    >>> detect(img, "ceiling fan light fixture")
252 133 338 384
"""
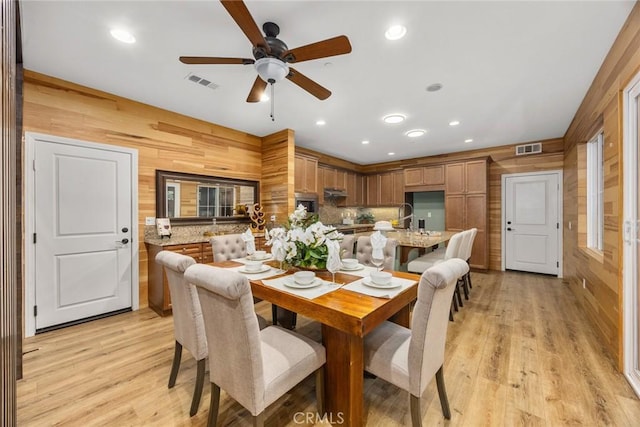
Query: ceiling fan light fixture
255 57 290 83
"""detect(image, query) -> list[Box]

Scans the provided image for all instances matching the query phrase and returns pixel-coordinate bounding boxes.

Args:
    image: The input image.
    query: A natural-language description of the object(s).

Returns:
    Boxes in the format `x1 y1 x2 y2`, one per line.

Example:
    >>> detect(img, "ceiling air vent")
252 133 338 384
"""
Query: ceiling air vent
184 73 219 90
515 142 542 156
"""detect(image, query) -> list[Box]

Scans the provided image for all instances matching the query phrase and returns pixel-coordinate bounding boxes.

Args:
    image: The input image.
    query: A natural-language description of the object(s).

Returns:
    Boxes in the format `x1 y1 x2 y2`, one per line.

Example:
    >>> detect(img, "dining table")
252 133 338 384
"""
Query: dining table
209 258 422 426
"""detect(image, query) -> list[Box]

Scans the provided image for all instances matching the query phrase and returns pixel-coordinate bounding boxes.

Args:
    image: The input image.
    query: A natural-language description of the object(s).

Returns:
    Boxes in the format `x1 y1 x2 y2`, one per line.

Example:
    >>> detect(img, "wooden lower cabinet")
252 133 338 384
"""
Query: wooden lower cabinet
147 242 213 316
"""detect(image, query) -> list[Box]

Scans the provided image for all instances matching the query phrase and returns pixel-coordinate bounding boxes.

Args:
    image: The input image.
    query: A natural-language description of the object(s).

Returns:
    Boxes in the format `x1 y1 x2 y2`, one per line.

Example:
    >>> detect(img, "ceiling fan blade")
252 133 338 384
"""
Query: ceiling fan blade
285 35 352 63
179 56 254 65
286 67 331 100
220 0 270 52
247 76 267 103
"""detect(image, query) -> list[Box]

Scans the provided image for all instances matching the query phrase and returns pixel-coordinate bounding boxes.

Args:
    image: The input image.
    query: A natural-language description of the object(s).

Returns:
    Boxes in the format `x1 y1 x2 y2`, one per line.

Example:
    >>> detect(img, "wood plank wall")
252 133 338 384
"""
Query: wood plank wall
301 139 564 271
1 0 18 421
22 71 265 309
261 129 295 224
563 2 640 368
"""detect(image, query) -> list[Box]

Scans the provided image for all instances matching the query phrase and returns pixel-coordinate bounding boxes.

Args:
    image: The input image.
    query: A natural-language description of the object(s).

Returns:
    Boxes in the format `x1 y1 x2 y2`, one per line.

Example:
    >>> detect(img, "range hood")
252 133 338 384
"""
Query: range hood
324 188 348 198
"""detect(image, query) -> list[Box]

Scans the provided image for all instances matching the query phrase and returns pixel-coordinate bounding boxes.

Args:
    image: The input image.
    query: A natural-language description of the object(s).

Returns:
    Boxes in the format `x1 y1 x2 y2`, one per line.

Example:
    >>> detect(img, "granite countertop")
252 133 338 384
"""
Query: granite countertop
145 232 265 247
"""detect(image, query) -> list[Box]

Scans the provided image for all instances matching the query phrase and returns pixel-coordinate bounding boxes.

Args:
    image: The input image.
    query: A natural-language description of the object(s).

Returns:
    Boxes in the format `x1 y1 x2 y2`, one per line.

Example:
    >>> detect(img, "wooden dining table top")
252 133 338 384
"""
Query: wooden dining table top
209 260 421 337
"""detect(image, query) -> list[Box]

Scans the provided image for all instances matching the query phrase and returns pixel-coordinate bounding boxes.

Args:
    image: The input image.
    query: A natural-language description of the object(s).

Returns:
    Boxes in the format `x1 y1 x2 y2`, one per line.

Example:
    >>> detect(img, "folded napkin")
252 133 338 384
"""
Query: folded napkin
326 238 342 273
371 230 387 260
241 228 256 255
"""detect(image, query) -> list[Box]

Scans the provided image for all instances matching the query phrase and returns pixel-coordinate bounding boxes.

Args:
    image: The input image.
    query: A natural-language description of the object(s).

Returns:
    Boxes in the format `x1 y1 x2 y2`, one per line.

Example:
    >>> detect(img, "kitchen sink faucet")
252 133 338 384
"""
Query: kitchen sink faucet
398 203 414 230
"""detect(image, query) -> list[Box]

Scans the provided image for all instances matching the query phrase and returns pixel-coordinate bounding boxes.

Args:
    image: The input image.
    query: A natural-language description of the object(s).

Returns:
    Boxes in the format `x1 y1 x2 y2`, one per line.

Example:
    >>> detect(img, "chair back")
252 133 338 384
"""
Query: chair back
210 234 247 261
355 235 398 270
185 264 265 412
458 228 477 261
155 251 207 360
409 258 469 396
443 231 464 260
340 234 356 259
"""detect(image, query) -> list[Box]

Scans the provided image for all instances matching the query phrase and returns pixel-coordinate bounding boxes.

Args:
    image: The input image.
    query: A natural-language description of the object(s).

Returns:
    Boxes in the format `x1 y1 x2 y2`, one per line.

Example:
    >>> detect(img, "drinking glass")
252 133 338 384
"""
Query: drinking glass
327 262 339 286
371 256 384 272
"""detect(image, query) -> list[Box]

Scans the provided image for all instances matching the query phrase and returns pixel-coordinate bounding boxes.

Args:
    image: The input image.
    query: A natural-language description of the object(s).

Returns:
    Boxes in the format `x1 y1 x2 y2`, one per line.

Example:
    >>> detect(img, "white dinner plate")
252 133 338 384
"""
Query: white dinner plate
340 264 364 272
284 277 323 289
247 254 272 261
362 278 402 289
238 265 271 274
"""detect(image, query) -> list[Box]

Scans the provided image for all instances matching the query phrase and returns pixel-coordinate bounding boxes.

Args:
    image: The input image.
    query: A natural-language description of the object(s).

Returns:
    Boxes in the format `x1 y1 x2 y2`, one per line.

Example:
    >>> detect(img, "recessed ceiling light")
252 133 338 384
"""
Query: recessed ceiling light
110 28 136 44
405 129 426 138
260 93 269 102
385 25 407 40
362 140 370 145
449 120 460 126
383 114 406 124
388 152 396 156
316 119 326 126
426 83 443 92
464 138 473 143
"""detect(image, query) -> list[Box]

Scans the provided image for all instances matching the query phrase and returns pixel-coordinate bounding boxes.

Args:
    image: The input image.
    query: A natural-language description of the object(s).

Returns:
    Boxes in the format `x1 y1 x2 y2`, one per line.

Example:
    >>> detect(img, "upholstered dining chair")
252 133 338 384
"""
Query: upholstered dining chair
363 258 469 426
155 250 206 417
210 234 247 261
185 264 326 427
355 235 398 270
339 234 356 259
210 234 274 329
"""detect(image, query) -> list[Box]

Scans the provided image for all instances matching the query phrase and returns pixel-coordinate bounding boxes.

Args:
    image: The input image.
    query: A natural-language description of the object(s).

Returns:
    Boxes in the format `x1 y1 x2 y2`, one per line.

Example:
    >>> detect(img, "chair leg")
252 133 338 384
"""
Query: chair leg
291 312 298 329
455 284 463 307
435 366 451 420
459 277 469 300
168 341 182 388
466 270 473 289
253 412 265 427
190 358 206 416
410 394 422 427
451 293 458 312
449 307 454 322
207 383 220 427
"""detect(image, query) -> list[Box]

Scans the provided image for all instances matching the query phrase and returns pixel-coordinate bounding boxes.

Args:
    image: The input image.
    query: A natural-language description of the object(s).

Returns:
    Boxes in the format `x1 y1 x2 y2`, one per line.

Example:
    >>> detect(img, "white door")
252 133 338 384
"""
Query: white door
33 136 135 330
504 172 560 275
623 71 640 397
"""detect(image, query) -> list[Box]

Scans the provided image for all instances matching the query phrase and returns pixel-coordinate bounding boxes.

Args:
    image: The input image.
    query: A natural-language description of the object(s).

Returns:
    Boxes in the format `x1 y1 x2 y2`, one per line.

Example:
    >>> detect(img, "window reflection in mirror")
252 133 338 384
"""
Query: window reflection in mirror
156 170 259 224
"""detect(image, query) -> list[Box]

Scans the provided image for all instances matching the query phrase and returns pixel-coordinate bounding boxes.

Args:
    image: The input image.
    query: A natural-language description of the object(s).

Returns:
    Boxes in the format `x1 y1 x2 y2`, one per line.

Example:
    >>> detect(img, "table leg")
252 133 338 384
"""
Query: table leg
321 325 364 426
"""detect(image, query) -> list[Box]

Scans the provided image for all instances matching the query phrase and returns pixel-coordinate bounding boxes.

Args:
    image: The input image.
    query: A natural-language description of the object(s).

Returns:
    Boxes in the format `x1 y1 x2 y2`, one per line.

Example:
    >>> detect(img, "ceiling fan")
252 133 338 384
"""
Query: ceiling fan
179 0 352 104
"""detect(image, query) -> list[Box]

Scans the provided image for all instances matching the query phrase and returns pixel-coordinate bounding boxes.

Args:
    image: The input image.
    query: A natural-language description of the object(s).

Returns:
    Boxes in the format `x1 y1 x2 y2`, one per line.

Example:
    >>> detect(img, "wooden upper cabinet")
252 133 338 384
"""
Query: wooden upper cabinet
294 154 318 194
392 170 404 204
444 163 466 194
404 165 444 187
465 160 487 194
366 175 379 206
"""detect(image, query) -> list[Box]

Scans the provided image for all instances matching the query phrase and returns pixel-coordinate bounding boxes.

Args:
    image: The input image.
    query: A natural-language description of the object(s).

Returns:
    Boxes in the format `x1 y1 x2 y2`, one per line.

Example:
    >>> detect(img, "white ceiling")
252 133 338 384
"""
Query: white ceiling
20 0 635 165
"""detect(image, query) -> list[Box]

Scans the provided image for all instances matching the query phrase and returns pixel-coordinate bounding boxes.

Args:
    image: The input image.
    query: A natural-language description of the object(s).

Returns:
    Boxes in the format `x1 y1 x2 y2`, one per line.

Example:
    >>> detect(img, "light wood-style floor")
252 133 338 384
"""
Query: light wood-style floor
17 271 640 426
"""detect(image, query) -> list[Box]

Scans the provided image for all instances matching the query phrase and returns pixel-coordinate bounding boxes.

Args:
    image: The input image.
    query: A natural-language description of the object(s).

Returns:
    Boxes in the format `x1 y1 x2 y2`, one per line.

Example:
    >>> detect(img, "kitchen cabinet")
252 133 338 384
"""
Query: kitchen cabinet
366 171 404 206
294 154 318 194
147 242 211 316
404 165 445 190
444 158 489 269
147 236 266 316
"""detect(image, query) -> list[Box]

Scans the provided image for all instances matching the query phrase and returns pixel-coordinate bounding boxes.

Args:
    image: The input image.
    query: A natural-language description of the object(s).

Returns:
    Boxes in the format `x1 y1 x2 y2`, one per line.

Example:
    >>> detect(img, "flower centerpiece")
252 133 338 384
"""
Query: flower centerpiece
266 204 344 270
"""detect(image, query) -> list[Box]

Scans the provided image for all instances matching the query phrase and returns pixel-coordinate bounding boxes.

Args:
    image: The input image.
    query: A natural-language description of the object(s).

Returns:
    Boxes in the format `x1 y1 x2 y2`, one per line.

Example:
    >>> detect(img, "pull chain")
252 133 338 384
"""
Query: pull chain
270 82 275 122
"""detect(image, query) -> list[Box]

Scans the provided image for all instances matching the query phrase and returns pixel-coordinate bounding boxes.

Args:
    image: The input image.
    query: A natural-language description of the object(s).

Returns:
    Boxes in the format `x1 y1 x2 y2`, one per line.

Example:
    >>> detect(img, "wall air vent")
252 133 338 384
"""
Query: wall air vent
515 142 542 156
184 73 219 90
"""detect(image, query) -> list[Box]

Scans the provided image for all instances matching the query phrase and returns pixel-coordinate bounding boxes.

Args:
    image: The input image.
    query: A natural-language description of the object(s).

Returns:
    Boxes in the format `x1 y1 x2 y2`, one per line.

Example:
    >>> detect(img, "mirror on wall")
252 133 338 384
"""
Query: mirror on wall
156 170 259 224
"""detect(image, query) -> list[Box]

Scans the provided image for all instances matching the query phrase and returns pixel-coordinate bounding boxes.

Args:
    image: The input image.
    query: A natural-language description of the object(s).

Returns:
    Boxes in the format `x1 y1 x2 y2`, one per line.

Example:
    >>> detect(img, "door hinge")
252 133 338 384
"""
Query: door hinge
34 305 37 317
33 233 36 244
557 261 559 268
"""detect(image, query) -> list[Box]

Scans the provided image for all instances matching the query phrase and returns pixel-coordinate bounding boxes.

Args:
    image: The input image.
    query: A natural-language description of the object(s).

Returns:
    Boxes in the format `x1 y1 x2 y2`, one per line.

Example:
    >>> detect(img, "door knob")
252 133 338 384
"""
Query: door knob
122 227 129 233
507 228 512 231
121 238 129 244
507 221 511 225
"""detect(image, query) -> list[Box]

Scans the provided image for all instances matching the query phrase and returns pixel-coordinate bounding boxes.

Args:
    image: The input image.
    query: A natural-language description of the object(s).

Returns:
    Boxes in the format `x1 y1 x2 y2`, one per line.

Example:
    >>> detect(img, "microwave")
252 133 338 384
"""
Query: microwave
294 193 319 214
